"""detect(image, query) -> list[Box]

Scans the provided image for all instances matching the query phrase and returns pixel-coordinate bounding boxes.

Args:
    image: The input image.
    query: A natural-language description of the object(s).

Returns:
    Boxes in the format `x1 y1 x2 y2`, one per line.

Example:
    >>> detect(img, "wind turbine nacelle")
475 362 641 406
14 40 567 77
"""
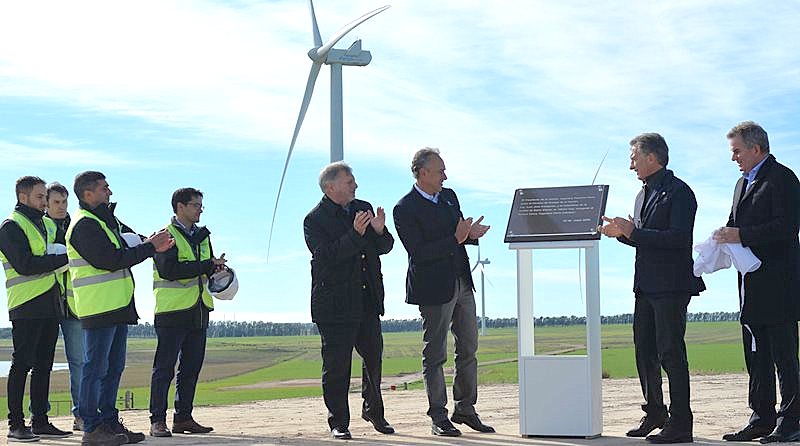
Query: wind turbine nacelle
326 48 372 66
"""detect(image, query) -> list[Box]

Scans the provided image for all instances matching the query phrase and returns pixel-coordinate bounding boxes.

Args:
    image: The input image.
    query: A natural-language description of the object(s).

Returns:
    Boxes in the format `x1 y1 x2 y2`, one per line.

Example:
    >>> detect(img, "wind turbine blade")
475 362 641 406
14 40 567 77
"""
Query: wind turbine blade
308 0 322 48
316 5 390 59
266 61 323 260
591 146 611 185
471 262 480 273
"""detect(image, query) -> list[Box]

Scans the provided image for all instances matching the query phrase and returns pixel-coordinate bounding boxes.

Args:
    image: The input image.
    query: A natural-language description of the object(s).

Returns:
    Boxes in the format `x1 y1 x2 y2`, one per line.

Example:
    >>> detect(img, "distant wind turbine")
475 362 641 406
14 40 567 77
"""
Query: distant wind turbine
267 0 390 258
472 245 491 336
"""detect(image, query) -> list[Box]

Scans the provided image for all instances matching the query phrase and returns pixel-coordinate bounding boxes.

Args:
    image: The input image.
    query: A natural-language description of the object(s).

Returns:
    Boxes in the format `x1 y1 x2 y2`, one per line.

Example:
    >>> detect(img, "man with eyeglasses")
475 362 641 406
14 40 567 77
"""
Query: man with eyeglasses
148 188 225 438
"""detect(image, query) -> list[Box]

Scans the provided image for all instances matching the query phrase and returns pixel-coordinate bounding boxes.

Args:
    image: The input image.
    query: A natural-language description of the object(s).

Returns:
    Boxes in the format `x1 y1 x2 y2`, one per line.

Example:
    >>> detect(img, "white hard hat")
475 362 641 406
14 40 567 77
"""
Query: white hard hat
209 266 238 301
121 233 143 248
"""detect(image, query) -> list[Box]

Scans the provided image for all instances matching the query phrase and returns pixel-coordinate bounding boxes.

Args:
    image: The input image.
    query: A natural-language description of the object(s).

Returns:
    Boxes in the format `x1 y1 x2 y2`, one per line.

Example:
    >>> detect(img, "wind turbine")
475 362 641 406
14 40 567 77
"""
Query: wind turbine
472 245 491 336
266 0 390 258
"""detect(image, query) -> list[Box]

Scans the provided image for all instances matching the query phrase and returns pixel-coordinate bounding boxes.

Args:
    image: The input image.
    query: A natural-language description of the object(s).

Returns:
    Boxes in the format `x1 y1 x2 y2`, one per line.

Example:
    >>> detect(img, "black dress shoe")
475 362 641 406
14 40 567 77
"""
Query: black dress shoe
723 424 774 441
646 422 693 444
451 413 495 433
432 420 462 437
331 427 352 440
361 413 395 434
759 427 800 443
628 414 668 437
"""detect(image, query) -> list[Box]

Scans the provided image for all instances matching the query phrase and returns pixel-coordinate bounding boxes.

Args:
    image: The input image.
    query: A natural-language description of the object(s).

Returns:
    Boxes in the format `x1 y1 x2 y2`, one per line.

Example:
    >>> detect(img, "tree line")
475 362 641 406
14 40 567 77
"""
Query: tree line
0 312 742 339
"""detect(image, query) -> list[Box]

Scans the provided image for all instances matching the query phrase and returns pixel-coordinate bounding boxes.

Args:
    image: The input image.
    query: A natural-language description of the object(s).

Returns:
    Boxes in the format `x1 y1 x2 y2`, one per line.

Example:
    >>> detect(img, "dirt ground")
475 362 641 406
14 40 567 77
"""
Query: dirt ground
16 374 762 446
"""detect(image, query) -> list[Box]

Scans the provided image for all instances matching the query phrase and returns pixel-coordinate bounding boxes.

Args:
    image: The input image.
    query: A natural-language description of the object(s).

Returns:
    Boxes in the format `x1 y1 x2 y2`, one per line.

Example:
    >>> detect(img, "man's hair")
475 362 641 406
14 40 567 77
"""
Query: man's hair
172 187 204 213
411 147 441 179
318 161 352 193
727 121 770 153
73 171 106 202
629 133 669 167
46 182 69 200
16 176 46 198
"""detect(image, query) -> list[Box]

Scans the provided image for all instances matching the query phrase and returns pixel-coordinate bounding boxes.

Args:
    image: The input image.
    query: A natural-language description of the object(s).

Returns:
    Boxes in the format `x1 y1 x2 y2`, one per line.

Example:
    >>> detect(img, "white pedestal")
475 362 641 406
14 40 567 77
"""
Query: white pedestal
510 240 602 438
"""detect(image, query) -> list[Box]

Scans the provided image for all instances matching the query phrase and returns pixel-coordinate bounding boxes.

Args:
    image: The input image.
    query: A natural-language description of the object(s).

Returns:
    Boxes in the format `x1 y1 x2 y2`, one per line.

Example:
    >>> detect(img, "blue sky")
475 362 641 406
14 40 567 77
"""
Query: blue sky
1 0 800 327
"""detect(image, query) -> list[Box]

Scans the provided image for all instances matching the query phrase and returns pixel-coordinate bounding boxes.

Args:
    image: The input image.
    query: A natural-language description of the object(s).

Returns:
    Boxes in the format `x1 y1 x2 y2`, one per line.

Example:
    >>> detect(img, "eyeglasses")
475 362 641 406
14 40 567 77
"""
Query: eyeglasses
185 202 204 211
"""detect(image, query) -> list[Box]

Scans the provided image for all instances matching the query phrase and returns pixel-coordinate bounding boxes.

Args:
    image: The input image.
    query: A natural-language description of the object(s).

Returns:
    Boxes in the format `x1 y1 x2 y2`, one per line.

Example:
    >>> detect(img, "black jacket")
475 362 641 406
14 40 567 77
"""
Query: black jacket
393 187 476 306
69 201 155 328
46 212 76 319
0 203 67 320
618 169 705 298
727 155 800 325
153 218 216 329
304 196 393 324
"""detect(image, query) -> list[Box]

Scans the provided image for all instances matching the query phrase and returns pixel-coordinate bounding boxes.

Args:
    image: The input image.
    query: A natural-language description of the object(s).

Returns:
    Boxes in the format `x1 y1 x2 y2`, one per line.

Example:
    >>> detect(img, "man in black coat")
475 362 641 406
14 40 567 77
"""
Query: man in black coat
393 148 492 437
600 133 704 444
303 162 394 440
714 121 800 444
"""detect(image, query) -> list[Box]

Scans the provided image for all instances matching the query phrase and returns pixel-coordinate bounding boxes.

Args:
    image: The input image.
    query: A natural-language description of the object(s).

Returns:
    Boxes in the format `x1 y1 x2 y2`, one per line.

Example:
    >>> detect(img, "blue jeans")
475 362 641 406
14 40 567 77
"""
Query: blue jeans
149 327 207 423
79 324 127 433
60 318 84 417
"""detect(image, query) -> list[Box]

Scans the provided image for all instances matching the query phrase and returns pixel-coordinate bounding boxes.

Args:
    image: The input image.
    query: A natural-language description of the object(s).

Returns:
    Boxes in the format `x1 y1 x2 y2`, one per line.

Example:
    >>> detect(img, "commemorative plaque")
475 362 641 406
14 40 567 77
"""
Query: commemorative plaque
504 185 609 243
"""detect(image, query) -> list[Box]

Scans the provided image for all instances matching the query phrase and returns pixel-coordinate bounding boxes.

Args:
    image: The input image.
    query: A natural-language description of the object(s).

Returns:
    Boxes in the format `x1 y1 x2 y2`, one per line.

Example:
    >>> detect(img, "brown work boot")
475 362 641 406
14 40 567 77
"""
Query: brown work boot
81 424 127 446
172 418 213 434
149 421 172 438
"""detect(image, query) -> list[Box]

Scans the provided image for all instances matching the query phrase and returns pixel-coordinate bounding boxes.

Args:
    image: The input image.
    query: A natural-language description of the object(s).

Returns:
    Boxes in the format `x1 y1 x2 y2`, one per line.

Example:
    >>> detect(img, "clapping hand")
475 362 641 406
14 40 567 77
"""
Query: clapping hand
455 217 473 244
468 216 490 240
369 207 386 234
598 215 634 238
353 211 371 236
146 229 175 253
212 253 227 272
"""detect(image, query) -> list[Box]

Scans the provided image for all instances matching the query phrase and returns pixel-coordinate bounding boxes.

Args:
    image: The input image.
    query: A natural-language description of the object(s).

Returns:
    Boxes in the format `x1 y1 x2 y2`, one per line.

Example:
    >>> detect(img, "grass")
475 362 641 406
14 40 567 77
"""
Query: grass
0 321 750 415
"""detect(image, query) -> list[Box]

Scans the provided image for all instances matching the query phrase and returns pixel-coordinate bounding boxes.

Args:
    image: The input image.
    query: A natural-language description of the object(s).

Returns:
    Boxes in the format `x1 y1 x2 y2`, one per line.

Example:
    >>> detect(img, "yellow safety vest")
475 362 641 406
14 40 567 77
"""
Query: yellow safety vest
42 218 76 315
66 209 134 318
153 223 213 314
0 211 60 310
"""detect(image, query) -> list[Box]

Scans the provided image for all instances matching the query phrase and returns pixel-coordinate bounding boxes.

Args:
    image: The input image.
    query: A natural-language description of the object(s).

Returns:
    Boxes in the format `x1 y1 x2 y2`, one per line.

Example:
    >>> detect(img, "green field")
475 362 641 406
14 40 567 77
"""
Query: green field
0 321 747 416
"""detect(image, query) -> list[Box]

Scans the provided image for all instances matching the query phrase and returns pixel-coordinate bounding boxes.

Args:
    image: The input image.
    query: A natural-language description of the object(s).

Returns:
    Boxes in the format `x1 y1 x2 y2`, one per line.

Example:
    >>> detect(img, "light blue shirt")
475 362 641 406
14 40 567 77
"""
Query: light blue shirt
414 184 439 204
744 155 769 190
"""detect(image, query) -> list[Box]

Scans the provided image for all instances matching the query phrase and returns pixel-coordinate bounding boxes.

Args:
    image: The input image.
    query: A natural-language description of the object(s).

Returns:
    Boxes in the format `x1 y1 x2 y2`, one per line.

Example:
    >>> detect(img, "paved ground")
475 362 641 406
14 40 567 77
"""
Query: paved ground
15 374 762 445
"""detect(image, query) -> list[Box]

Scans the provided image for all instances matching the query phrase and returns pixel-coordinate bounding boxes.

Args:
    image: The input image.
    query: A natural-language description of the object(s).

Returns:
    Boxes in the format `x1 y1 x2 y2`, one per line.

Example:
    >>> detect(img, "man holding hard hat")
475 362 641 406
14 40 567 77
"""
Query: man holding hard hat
148 187 227 438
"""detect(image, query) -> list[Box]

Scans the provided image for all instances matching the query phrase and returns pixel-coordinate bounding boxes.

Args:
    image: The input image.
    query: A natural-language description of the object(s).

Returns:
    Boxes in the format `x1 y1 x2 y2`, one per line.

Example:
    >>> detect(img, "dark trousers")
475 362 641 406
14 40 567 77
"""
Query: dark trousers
742 321 800 430
633 295 692 427
316 311 384 430
79 324 127 433
7 318 59 426
149 327 208 423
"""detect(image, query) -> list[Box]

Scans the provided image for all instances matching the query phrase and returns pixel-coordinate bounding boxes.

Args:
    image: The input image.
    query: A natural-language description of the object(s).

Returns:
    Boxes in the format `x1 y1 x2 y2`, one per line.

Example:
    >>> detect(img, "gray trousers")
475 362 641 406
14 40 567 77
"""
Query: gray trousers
419 277 479 422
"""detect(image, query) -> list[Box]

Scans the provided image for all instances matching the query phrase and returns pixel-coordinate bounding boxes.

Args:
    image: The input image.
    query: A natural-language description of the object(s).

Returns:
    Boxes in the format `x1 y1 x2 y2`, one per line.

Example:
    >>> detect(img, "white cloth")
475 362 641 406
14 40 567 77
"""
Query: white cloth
693 235 761 351
121 232 143 248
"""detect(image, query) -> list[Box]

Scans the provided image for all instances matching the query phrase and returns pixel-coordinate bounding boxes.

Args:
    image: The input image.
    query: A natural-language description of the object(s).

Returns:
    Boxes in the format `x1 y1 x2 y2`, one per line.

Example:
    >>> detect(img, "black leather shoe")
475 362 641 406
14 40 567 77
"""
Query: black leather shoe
361 413 395 434
432 419 462 437
451 413 495 433
628 414 668 437
759 427 800 443
723 424 774 441
331 427 352 440
646 422 693 444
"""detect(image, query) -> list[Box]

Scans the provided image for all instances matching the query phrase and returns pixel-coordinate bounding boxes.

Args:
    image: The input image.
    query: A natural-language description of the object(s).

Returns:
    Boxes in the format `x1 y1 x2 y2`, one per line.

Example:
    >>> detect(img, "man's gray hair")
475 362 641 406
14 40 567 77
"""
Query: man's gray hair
318 161 352 192
727 121 770 153
629 133 669 167
411 147 441 179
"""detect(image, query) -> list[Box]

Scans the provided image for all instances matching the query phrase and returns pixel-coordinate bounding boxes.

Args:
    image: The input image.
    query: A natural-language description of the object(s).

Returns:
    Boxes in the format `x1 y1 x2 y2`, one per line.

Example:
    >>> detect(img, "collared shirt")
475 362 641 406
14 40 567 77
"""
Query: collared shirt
743 155 769 190
172 216 196 236
414 184 439 204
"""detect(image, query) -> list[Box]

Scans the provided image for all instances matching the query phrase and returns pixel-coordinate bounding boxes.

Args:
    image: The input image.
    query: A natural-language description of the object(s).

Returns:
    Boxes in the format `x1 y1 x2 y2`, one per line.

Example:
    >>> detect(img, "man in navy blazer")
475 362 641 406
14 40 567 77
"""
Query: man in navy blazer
715 122 800 444
393 148 492 437
600 133 704 444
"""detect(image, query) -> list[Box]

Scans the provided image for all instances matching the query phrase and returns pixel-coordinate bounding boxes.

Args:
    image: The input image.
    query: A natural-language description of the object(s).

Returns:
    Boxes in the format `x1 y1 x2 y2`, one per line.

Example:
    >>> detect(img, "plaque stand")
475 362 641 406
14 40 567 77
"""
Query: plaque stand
509 240 602 438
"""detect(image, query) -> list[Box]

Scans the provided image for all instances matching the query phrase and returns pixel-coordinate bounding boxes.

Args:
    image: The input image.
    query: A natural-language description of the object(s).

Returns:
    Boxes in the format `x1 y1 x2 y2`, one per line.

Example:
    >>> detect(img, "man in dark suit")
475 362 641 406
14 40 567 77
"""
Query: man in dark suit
393 148 492 437
714 121 800 444
303 161 395 440
600 133 704 444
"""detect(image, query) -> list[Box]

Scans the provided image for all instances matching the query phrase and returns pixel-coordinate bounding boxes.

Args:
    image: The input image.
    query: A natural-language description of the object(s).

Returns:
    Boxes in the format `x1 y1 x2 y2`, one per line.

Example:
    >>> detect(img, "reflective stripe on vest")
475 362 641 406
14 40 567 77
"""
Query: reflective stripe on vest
66 209 134 318
0 212 59 310
152 223 213 314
